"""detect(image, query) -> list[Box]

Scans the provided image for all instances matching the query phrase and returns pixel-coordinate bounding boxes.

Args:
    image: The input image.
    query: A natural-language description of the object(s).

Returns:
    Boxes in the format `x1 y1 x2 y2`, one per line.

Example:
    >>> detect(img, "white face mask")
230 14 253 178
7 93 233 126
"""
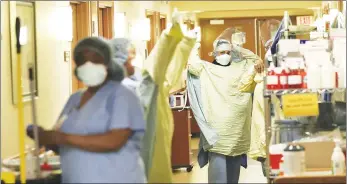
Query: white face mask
77 61 107 87
215 54 231 65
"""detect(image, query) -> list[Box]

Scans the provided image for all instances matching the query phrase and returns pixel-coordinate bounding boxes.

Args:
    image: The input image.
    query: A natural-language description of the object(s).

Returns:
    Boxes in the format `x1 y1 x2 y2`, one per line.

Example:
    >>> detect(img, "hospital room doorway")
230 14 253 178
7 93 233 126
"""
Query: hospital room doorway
98 2 114 39
146 10 158 55
160 14 167 35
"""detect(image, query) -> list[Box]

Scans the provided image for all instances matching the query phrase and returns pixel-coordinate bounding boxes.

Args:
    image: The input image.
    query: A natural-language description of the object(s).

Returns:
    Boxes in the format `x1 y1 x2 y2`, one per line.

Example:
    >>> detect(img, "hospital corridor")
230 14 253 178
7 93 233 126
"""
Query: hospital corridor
1 1 346 184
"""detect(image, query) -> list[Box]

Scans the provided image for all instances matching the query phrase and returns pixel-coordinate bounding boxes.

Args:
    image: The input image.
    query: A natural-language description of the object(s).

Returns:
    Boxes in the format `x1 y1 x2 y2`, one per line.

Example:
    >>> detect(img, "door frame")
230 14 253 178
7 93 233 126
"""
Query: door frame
199 17 257 62
70 1 91 92
97 1 114 39
160 13 167 35
146 10 156 55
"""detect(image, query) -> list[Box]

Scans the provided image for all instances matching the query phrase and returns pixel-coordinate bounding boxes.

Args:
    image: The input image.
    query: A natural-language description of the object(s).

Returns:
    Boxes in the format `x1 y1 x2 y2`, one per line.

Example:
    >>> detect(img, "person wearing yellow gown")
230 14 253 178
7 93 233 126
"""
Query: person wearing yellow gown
109 18 196 182
144 22 196 183
187 27 264 183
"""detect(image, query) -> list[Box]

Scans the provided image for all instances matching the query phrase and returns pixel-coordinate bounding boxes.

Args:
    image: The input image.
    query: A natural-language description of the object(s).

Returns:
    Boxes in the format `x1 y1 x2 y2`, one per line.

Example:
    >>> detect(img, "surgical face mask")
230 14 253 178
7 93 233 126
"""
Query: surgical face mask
215 54 231 65
77 61 107 87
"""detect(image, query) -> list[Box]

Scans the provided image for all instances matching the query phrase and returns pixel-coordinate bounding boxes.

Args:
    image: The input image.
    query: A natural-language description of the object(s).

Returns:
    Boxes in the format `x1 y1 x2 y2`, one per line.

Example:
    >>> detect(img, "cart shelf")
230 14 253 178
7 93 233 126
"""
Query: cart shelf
264 88 346 96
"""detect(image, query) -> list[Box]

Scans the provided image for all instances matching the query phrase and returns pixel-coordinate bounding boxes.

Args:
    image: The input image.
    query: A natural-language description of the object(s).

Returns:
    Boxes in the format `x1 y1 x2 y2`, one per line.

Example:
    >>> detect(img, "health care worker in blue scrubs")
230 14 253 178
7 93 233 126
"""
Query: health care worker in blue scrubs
26 37 146 183
109 38 141 91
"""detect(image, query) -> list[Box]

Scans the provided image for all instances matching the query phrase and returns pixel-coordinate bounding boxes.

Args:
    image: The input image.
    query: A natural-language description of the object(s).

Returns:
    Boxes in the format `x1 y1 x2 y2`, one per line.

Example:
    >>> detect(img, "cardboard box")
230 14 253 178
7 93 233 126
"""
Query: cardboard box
299 141 335 169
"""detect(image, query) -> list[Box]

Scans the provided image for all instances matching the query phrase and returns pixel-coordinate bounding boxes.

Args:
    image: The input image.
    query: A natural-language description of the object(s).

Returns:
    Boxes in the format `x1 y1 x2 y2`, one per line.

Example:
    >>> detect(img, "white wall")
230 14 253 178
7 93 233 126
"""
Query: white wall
113 1 172 68
1 1 71 158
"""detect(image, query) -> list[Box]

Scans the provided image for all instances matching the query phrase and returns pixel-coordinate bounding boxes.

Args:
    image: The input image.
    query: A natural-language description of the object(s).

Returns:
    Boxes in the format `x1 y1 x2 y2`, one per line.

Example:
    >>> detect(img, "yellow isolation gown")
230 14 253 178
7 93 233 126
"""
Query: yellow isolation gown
144 23 196 183
188 47 261 156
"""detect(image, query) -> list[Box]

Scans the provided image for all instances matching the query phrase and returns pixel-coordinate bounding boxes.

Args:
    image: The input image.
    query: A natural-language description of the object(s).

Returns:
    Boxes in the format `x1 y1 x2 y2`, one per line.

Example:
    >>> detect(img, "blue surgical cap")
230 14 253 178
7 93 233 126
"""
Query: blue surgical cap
73 37 125 81
109 38 131 65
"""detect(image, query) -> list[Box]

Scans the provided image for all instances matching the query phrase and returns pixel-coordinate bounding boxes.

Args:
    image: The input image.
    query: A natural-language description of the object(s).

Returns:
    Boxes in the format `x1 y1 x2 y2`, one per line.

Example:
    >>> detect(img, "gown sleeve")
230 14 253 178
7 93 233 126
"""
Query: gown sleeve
254 83 266 145
238 66 257 93
143 24 184 86
238 48 263 93
187 58 205 77
238 47 262 62
165 36 196 91
107 86 145 132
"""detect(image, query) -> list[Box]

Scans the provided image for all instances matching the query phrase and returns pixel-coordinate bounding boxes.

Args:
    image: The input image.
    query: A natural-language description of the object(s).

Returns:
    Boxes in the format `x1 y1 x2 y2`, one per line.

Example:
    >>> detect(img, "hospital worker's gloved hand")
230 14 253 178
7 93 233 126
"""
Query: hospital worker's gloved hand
26 124 43 139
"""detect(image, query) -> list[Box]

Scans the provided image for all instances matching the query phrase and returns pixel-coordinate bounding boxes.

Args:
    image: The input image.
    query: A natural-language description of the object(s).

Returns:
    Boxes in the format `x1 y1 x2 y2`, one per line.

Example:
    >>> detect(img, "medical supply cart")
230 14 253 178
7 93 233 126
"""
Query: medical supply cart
263 11 346 184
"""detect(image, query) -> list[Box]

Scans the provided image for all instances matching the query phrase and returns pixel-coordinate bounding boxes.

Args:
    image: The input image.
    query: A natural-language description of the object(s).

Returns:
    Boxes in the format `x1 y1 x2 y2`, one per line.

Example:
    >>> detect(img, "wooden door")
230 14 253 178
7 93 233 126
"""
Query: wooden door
98 5 114 39
71 3 80 92
146 11 156 55
98 8 104 36
146 11 161 55
70 2 91 92
200 18 257 62
159 14 167 35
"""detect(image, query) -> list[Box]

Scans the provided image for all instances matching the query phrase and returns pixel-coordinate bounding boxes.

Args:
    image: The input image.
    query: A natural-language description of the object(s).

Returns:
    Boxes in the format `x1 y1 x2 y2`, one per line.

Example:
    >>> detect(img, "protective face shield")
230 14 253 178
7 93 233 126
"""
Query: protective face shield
231 32 246 46
77 61 108 87
259 19 281 51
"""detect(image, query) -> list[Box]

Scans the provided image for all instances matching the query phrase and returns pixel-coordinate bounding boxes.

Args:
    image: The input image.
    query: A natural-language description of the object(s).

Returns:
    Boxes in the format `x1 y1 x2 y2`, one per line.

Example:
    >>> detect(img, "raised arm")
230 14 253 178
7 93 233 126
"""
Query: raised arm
238 47 262 62
187 43 205 77
237 48 264 93
143 20 184 86
165 35 196 90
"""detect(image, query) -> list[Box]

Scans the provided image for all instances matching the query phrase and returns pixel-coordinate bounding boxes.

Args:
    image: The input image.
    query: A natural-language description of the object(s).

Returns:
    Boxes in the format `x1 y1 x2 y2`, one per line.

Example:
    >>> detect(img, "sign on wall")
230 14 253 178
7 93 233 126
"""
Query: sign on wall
282 93 319 117
296 16 314 26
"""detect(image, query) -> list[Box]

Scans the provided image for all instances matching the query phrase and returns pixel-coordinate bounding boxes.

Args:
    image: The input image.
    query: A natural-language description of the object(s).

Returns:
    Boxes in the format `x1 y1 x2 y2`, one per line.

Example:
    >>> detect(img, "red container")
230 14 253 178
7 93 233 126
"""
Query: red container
267 63 277 90
269 154 283 170
299 62 307 89
279 68 289 89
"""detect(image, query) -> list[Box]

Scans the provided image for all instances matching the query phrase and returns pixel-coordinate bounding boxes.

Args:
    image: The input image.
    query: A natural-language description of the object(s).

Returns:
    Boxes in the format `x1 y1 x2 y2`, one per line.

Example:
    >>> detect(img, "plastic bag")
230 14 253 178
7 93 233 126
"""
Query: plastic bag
259 19 281 47
295 127 343 143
